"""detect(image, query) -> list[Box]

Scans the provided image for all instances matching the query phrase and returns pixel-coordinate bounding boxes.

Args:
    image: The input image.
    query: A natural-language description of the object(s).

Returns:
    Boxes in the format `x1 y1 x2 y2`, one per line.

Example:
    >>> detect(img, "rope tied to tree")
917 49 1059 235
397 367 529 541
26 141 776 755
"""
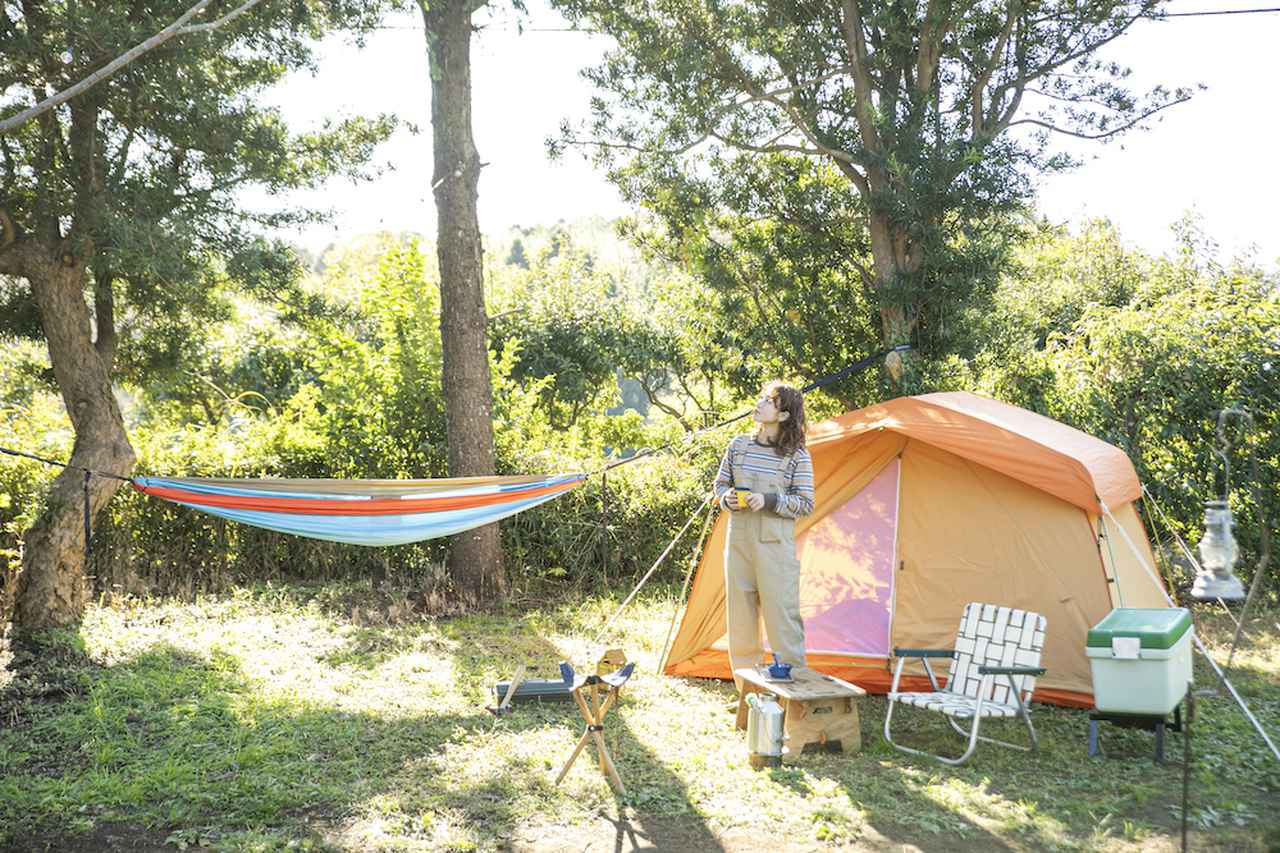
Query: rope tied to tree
0 445 134 562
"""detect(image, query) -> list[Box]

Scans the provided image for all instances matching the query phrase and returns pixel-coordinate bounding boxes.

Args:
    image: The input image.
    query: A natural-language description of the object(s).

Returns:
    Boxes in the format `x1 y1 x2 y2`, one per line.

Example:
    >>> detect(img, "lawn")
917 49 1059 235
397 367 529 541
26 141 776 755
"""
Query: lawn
1 584 1277 852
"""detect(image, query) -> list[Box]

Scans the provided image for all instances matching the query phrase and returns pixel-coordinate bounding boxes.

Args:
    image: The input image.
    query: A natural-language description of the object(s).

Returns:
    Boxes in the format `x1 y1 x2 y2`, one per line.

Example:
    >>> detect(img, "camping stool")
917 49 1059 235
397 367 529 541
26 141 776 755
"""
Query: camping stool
554 660 636 794
1088 704 1184 764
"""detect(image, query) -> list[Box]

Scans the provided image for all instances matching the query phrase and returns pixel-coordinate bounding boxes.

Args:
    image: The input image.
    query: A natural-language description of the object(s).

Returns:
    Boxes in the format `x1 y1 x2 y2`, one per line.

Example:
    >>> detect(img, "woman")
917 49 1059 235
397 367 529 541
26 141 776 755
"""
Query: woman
713 381 814 683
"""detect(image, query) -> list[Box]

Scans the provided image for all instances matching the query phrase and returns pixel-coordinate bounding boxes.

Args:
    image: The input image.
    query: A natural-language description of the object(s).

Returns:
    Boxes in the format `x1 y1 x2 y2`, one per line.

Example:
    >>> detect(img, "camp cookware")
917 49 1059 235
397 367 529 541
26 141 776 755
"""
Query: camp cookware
746 692 786 768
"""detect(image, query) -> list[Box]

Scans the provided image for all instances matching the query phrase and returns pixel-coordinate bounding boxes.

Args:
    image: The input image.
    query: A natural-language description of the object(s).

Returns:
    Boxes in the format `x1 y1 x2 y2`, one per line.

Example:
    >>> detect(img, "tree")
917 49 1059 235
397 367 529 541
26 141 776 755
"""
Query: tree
489 238 633 429
553 0 1192 387
975 218 1279 595
419 0 507 606
615 154 884 407
0 0 265 135
0 0 393 629
506 237 529 268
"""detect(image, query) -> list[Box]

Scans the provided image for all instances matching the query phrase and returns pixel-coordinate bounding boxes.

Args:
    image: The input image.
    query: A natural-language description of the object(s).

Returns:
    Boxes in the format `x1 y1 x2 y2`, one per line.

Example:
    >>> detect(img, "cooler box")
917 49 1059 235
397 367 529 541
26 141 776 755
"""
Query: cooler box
1086 608 1193 715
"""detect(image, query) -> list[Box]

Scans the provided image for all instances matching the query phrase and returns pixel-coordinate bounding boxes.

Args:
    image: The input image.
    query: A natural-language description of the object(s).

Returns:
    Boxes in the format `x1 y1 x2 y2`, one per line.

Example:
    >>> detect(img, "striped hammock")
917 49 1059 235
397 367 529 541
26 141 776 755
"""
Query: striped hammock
131 473 586 547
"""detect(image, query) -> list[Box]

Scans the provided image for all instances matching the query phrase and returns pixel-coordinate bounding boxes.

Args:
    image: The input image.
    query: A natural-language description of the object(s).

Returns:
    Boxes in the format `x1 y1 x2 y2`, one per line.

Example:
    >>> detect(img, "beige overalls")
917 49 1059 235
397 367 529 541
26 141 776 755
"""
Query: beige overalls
724 451 807 683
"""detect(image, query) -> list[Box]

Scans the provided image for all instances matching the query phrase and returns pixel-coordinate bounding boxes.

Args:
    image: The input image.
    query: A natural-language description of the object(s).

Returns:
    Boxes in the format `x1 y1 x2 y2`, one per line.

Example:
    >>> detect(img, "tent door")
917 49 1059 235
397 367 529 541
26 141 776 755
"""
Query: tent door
790 457 901 658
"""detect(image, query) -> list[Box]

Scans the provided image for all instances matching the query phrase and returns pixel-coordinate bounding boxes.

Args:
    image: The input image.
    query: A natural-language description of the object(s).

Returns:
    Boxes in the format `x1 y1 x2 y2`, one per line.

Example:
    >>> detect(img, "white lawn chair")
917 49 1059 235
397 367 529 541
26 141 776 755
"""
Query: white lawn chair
884 602 1047 766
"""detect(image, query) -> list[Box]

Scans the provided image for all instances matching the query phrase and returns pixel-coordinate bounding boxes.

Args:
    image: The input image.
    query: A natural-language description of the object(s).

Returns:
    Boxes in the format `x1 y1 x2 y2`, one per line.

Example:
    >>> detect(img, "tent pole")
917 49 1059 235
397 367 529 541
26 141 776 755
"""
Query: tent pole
1097 514 1126 608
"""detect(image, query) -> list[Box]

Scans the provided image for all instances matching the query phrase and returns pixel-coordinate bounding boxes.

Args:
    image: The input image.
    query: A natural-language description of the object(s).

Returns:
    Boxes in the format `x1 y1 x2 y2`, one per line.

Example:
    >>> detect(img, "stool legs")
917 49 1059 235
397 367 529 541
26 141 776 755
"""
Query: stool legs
556 684 626 794
555 729 594 785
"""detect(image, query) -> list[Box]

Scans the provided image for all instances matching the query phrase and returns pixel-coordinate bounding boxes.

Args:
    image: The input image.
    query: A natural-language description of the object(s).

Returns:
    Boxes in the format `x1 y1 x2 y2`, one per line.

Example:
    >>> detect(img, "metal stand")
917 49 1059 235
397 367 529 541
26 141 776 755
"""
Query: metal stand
1088 703 1183 763
1102 499 1280 763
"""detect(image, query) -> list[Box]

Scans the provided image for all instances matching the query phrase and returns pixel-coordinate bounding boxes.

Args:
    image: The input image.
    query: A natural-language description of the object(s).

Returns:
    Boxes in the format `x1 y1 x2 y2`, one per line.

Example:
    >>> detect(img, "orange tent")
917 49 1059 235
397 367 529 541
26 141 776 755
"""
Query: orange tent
662 392 1169 708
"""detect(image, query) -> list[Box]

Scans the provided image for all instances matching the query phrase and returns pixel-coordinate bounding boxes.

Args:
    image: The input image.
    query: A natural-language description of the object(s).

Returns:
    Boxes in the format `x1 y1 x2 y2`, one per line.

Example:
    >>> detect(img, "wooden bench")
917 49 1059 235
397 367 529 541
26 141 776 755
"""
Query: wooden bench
734 666 867 761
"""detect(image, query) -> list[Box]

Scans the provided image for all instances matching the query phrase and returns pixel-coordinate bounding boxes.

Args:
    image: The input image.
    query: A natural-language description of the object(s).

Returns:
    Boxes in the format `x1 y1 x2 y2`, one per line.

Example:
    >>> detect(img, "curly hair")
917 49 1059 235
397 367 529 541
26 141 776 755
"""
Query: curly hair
762 381 807 457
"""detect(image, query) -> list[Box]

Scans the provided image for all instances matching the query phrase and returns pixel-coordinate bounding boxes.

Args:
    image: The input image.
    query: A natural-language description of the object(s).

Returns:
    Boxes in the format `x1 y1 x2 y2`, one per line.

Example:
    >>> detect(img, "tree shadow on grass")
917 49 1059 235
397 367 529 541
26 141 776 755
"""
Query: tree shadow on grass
765 693 1137 850
0 615 727 853
431 619 729 852
23 604 1272 853
759 707 1020 851
0 639 496 849
779 690 1276 852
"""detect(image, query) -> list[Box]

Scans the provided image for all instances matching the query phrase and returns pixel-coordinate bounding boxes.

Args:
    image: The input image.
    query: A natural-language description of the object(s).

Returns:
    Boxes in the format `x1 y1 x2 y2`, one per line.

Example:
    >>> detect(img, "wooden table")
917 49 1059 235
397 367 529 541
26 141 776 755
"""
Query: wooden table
734 666 867 761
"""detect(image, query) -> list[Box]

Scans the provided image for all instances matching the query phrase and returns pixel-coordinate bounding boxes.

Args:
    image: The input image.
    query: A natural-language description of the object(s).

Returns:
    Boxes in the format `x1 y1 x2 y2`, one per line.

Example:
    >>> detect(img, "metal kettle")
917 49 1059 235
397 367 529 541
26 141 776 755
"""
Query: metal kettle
746 692 785 768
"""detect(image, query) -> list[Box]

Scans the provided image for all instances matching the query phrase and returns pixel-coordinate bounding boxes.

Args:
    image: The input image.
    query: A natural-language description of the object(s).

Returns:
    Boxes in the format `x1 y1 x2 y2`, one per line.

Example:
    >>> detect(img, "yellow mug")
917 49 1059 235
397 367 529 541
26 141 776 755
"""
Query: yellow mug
736 489 751 509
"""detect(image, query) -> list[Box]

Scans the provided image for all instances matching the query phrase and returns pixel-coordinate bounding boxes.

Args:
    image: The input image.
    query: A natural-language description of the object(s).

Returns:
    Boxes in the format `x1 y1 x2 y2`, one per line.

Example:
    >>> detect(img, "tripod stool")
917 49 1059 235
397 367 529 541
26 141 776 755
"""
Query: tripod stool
554 660 636 793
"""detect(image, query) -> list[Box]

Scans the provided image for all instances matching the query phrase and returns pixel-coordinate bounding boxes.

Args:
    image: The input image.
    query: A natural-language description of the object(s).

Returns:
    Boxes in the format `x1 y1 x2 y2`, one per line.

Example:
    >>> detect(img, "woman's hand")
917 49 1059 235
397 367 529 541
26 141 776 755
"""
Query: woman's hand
745 492 766 511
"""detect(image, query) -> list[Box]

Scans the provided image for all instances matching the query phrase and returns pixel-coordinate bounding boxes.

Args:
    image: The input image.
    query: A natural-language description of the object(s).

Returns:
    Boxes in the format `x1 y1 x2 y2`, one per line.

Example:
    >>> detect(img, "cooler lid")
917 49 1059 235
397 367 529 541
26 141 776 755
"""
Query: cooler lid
1087 608 1192 650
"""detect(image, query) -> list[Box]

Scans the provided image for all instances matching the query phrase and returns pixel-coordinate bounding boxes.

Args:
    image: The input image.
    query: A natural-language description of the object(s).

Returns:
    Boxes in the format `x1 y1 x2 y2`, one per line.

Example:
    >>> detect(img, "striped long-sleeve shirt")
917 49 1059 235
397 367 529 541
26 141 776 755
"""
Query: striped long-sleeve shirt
713 434 815 519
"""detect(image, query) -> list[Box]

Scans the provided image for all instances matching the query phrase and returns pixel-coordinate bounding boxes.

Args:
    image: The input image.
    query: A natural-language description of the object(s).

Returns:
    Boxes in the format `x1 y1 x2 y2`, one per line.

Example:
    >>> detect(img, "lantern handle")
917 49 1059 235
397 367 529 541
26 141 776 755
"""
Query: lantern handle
1211 406 1253 499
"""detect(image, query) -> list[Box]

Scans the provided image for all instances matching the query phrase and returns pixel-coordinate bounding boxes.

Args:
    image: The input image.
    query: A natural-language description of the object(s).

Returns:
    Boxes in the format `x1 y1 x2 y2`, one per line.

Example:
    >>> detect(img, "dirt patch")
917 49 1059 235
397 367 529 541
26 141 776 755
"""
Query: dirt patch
505 814 1018 852
504 814 1278 853
508 816 823 853
0 823 192 853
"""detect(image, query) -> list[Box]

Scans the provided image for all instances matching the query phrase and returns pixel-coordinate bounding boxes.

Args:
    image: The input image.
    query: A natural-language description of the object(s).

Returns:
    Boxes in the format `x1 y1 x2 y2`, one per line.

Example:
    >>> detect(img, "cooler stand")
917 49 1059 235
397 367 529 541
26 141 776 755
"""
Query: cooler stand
1088 701 1183 763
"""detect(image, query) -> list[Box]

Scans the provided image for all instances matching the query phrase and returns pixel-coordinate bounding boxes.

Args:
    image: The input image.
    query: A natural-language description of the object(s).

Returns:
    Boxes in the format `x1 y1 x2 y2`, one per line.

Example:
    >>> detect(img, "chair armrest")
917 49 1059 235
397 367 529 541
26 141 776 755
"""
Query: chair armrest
978 665 1046 676
893 647 954 659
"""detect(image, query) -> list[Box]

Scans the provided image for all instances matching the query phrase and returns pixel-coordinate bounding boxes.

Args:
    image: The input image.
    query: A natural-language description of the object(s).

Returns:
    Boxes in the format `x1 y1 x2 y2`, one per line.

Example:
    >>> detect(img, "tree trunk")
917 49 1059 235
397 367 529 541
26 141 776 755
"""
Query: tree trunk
92 266 118 370
421 0 506 607
14 254 136 630
867 208 917 392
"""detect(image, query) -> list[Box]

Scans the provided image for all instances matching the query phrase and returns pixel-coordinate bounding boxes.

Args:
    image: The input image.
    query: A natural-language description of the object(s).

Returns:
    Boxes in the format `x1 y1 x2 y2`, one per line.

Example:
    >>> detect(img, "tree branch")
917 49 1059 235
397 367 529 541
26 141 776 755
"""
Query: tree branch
708 132 822 159
839 0 884 154
0 207 13 249
1005 92 1190 140
833 158 871 199
970 5 1016 138
639 375 694 432
988 5 1153 108
0 223 40 278
568 64 864 163
755 63 857 102
562 134 712 156
0 0 265 136
180 0 265 33
915 0 953 96
1023 85 1161 114
749 89 866 170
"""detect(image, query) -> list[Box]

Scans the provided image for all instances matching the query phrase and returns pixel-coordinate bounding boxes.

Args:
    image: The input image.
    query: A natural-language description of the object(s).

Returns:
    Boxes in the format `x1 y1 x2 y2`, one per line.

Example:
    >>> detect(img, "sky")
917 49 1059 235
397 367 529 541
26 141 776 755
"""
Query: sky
256 1 1280 268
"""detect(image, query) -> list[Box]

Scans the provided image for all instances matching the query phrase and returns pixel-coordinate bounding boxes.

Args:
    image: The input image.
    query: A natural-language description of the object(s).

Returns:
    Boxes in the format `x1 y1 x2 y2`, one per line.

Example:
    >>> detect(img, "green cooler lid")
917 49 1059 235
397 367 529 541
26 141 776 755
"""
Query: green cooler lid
1086 607 1192 650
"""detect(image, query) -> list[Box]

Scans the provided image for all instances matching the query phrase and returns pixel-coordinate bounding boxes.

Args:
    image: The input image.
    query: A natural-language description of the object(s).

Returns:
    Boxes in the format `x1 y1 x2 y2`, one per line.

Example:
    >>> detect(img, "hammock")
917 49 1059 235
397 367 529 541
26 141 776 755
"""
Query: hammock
131 473 586 547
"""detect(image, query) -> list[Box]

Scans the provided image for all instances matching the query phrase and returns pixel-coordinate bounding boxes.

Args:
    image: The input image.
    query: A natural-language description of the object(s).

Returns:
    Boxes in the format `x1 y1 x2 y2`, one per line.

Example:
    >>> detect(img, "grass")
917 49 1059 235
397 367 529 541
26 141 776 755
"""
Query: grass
1 583 1278 852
